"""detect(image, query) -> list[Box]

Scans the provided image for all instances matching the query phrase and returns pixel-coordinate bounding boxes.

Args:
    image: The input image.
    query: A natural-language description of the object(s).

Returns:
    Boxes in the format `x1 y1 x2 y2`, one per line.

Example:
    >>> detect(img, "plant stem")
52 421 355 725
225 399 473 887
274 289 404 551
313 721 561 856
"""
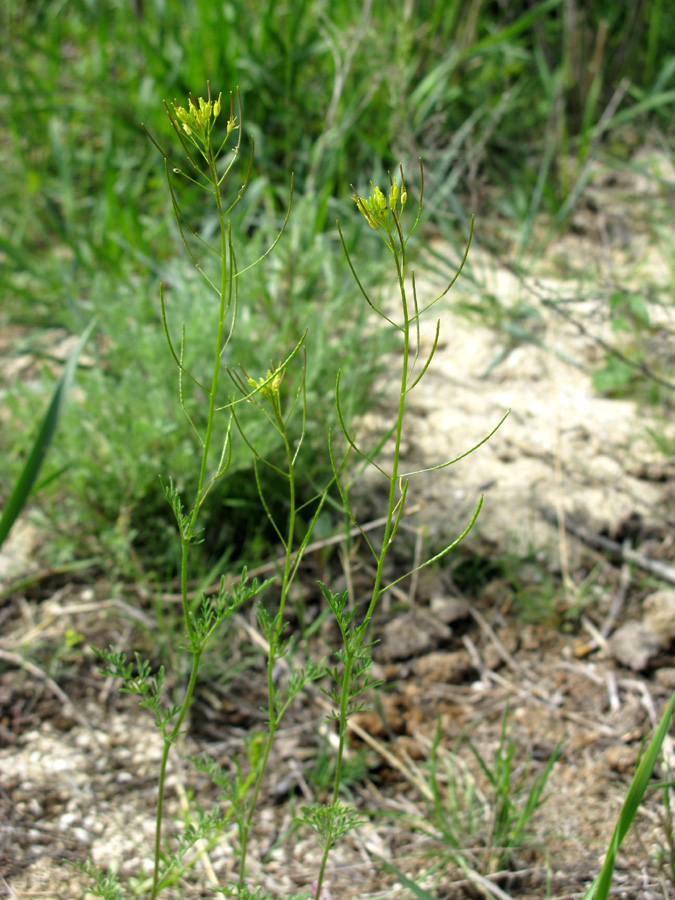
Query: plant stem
150 649 203 900
315 224 410 900
239 418 297 888
151 137 230 899
361 223 409 635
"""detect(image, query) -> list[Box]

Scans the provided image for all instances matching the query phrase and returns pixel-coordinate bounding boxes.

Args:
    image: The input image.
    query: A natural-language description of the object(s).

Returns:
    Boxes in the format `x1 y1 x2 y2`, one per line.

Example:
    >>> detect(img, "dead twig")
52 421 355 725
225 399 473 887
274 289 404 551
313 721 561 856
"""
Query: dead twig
539 507 675 586
464 867 517 900
469 607 534 682
0 648 92 732
600 538 633 638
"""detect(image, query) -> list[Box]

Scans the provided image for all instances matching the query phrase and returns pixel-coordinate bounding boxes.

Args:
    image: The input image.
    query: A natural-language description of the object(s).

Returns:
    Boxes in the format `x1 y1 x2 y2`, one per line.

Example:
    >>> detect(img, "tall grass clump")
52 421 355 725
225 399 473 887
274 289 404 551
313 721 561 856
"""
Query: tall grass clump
75 85 502 900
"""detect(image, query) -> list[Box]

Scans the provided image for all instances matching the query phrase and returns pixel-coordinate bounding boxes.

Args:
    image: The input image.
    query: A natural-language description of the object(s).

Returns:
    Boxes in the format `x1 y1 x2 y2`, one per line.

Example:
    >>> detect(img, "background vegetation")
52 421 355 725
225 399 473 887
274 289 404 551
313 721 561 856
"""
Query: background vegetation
2 0 674 583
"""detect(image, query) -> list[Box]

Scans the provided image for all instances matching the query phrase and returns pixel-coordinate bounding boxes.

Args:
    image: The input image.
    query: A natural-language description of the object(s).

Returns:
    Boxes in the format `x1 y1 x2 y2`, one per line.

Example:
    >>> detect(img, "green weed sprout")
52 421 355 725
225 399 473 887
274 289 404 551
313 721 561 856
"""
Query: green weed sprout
295 165 507 900
377 713 560 895
431 712 561 875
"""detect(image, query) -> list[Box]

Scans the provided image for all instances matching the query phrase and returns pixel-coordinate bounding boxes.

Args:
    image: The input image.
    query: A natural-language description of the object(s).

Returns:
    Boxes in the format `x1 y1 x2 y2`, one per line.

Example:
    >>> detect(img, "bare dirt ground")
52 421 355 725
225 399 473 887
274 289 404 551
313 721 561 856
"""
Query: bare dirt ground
2 146 675 899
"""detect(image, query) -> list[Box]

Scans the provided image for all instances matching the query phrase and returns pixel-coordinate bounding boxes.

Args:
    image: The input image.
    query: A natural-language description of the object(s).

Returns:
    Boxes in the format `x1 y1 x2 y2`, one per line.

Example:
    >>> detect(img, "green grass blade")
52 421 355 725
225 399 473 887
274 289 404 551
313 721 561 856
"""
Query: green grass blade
466 0 564 56
0 319 96 549
374 856 437 900
582 688 675 900
608 88 675 128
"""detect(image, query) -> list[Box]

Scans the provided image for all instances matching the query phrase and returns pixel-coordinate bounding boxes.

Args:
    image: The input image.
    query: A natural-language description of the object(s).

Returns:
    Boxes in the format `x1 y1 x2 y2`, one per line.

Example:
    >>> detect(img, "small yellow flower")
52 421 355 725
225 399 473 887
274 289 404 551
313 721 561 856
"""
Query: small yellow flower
371 184 387 213
353 179 402 230
354 194 378 228
248 367 283 402
171 90 227 146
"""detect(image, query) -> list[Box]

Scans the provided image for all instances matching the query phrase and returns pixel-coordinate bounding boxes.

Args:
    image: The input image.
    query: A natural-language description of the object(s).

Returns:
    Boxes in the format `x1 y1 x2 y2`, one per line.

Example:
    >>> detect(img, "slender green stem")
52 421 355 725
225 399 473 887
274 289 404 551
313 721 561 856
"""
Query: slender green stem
237 716 278 889
189 152 230 521
151 130 231 900
361 235 409 635
315 224 412 900
179 538 191 635
239 416 297 888
150 649 203 900
314 831 333 900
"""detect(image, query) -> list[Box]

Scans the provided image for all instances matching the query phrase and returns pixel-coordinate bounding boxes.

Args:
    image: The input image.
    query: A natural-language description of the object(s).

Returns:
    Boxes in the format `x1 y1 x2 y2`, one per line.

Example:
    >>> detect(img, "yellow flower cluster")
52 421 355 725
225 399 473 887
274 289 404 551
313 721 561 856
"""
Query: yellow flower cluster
171 91 235 146
247 367 283 403
353 177 407 229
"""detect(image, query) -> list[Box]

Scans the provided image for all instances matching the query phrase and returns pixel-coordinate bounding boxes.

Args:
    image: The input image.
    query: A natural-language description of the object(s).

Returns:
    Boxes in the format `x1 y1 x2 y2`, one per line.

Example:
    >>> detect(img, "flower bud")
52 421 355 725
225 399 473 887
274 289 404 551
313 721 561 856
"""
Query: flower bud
372 185 387 212
354 195 378 228
213 93 222 117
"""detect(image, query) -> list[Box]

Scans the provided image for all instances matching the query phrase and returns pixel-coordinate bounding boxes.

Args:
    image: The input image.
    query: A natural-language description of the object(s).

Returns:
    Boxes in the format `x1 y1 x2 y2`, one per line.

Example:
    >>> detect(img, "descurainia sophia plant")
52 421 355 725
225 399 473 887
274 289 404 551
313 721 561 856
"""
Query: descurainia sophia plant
76 84 508 899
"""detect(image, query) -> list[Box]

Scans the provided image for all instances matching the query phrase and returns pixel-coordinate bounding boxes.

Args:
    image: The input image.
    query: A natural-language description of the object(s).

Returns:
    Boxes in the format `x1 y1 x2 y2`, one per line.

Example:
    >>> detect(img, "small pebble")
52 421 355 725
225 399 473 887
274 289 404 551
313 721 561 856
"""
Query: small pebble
609 620 661 671
642 589 675 645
